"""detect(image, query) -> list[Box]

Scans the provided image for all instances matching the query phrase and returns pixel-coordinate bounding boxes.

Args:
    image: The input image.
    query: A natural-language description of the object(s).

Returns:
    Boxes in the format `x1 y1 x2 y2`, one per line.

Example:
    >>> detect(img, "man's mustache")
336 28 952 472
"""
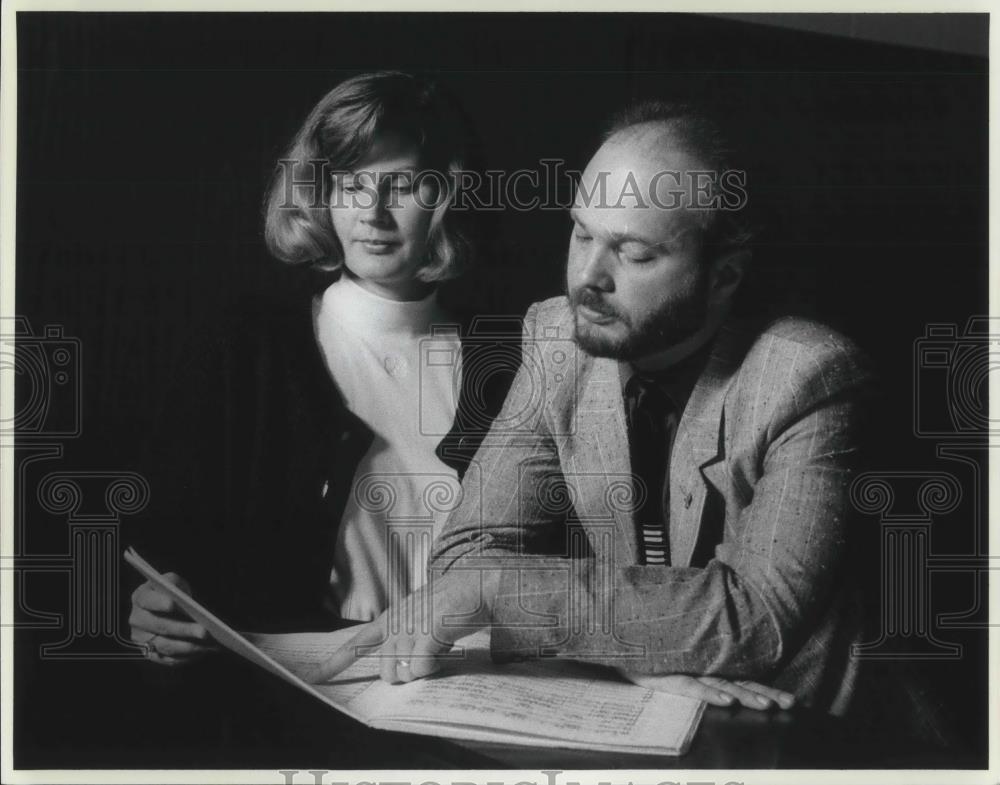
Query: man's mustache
570 287 621 319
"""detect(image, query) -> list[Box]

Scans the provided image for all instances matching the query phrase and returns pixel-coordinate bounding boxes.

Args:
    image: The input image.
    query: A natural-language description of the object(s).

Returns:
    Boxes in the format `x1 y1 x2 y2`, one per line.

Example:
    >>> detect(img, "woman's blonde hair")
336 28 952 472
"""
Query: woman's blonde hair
264 71 474 280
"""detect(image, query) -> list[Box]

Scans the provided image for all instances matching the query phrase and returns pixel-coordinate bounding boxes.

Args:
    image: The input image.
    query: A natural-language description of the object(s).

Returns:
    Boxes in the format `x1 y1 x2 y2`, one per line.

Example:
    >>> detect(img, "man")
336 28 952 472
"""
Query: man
311 101 872 716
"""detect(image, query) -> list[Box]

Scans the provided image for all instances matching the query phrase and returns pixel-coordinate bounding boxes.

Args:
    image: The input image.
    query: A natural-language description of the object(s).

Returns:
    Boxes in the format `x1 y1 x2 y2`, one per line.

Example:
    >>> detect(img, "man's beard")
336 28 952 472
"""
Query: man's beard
567 272 710 360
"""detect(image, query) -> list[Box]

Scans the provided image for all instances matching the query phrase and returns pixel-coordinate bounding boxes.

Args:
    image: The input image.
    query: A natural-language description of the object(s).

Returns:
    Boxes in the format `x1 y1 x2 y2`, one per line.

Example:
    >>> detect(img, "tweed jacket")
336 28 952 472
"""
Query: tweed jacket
430 296 874 714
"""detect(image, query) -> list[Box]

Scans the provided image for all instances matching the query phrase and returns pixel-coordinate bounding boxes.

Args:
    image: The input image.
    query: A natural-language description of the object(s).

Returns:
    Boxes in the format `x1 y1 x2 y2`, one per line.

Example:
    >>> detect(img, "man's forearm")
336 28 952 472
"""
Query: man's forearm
436 549 785 678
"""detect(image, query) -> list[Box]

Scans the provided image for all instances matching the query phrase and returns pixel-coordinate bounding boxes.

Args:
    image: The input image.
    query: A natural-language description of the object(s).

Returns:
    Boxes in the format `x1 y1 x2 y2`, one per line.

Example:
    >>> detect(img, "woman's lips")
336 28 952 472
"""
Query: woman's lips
358 239 400 253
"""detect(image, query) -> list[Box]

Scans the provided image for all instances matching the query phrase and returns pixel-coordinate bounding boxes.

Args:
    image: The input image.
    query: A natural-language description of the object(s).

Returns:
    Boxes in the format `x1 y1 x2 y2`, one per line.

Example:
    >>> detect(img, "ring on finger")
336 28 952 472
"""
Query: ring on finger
144 634 160 658
396 659 410 670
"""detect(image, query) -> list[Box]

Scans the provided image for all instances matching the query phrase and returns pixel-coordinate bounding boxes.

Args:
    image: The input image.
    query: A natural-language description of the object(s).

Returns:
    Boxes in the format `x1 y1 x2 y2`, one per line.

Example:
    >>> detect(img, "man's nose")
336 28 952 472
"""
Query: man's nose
576 243 614 290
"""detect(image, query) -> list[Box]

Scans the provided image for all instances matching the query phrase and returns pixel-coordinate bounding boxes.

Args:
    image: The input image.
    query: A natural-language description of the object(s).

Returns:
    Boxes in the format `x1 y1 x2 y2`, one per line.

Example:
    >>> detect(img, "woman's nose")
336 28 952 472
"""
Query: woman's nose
359 188 392 226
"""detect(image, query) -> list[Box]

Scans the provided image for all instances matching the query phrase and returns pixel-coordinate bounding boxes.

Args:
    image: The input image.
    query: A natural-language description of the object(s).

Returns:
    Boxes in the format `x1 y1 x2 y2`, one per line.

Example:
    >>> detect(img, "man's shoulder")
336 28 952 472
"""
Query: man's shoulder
524 296 574 334
737 315 867 369
726 315 874 405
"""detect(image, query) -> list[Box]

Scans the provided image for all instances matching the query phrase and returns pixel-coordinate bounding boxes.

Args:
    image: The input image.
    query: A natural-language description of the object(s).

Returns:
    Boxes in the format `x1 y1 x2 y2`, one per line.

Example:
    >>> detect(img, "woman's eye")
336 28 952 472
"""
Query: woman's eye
573 232 592 243
340 182 359 194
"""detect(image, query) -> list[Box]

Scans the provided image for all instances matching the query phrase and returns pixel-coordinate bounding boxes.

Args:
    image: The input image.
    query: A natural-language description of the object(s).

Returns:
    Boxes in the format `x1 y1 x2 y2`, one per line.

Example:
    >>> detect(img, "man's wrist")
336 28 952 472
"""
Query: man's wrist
428 563 503 637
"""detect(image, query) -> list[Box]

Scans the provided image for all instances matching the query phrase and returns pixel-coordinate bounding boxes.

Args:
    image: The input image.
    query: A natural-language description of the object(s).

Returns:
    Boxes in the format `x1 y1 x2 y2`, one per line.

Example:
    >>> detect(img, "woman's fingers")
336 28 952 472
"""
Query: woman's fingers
129 606 210 642
144 648 188 667
131 581 182 615
128 573 214 667
159 572 193 594
143 633 217 658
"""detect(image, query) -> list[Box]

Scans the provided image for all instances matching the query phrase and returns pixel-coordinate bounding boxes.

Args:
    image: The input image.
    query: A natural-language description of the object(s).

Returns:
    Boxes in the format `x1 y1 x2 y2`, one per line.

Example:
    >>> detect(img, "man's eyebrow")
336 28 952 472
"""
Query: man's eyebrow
570 208 643 241
569 207 690 248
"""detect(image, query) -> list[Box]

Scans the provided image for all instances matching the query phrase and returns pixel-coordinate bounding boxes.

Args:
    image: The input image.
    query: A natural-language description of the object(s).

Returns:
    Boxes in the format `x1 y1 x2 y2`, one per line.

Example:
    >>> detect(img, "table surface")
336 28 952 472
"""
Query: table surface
13 628 964 771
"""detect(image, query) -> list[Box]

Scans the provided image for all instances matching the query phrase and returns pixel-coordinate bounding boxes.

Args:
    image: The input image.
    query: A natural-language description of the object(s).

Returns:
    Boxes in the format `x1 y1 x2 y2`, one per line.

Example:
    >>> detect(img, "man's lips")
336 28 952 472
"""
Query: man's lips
572 295 618 325
577 304 617 325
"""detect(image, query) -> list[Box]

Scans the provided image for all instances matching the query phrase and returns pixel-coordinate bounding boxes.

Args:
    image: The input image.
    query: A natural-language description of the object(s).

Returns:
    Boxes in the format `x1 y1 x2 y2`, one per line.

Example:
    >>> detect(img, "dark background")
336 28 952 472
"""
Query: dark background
13 12 989 768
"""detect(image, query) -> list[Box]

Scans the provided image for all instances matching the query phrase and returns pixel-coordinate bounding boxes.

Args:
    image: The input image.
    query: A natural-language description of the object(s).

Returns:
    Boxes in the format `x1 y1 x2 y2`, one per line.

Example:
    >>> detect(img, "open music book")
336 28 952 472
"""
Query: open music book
124 547 705 755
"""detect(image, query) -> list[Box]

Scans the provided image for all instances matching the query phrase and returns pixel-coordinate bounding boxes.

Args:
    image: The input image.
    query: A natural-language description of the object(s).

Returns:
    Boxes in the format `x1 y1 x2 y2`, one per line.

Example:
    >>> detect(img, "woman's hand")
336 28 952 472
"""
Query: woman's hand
619 671 795 710
129 573 217 666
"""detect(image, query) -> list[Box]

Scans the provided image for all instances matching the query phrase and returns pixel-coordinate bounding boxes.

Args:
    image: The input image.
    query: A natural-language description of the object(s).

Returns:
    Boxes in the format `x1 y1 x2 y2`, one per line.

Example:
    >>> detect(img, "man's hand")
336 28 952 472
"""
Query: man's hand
308 568 499 685
620 671 795 710
129 573 217 666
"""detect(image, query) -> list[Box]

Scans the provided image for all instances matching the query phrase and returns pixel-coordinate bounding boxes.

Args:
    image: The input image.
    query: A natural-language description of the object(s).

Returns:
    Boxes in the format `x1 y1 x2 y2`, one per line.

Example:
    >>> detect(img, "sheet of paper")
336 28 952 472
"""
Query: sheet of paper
356 654 704 753
123 547 368 721
247 629 494 707
244 630 384 706
125 548 703 754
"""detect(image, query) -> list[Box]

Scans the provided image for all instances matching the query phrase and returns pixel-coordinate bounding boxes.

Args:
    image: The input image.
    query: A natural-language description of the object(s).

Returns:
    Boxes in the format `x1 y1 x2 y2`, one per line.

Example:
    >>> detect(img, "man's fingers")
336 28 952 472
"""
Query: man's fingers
732 679 796 709
398 636 446 682
385 638 409 684
308 620 385 684
697 676 791 710
616 668 795 711
698 676 769 708
623 673 735 707
128 607 210 642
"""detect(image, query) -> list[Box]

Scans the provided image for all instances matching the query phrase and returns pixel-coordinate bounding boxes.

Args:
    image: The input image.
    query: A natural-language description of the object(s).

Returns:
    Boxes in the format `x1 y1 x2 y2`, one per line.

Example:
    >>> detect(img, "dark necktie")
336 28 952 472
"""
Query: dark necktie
624 373 675 566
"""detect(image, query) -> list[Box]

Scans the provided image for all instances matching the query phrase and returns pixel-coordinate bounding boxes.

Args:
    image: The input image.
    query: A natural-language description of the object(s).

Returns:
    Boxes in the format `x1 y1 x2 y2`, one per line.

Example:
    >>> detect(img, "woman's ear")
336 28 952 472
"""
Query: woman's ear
709 248 750 306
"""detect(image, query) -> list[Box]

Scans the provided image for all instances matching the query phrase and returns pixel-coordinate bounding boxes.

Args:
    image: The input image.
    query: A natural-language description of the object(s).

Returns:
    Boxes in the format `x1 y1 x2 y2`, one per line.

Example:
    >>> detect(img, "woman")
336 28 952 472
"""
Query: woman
128 71 517 663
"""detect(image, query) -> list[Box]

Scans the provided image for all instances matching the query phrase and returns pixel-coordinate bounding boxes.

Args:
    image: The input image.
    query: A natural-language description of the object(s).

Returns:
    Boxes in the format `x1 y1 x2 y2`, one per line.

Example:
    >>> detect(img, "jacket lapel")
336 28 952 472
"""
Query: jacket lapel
668 322 748 567
569 352 641 564
568 321 751 568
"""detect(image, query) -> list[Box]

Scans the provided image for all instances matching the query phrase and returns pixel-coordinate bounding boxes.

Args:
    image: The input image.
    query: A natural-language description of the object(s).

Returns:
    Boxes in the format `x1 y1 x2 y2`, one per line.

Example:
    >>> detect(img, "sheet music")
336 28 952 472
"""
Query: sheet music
244 630 383 705
125 548 703 753
244 629 494 706
355 651 703 751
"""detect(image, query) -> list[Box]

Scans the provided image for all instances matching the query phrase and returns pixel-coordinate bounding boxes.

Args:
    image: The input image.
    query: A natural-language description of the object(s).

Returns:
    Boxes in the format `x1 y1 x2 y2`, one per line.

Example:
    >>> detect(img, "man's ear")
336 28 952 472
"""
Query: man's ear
708 248 750 306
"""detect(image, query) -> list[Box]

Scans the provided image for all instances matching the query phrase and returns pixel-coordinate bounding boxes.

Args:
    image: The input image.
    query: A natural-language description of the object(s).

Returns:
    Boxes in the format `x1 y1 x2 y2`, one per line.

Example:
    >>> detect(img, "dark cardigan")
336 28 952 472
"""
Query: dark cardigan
134 270 521 631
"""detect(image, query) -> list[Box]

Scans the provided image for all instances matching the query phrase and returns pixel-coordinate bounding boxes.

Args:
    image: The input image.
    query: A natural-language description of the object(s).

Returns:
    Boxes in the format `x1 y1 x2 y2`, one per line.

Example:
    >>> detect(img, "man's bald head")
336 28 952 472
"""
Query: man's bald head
599 101 753 252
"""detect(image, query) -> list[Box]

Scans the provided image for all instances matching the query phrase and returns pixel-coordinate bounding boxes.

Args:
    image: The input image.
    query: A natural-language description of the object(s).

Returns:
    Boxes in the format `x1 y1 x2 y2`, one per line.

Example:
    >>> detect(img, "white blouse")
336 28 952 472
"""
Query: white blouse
313 273 463 621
